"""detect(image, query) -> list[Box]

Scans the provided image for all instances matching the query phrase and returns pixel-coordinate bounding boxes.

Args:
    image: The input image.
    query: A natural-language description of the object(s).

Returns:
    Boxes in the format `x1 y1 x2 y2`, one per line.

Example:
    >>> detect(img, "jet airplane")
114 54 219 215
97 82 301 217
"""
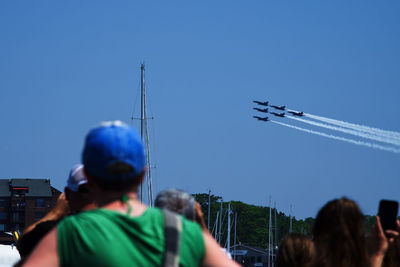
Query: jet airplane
253 107 269 113
270 112 285 117
253 101 269 106
270 105 286 111
288 111 304 117
253 116 269 121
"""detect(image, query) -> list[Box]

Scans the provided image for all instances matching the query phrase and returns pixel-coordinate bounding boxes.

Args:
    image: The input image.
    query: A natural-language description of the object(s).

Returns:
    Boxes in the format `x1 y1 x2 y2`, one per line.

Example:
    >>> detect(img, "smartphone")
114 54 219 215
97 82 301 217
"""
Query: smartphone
378 199 399 232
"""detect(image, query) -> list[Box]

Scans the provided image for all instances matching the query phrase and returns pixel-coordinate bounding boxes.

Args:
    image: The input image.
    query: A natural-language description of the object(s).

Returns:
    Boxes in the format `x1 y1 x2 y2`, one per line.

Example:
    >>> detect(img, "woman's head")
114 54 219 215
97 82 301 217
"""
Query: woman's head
313 197 368 267
276 233 315 267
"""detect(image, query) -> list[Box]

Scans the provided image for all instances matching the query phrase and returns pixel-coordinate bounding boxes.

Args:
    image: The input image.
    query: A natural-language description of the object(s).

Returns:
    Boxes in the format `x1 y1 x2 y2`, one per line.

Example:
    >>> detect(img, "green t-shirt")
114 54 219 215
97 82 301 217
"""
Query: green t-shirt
57 207 205 267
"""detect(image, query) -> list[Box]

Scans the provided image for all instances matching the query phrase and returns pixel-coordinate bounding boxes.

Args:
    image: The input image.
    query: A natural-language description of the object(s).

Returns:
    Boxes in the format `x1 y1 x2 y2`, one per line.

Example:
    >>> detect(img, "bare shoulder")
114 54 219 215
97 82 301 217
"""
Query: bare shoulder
202 232 240 267
23 227 59 267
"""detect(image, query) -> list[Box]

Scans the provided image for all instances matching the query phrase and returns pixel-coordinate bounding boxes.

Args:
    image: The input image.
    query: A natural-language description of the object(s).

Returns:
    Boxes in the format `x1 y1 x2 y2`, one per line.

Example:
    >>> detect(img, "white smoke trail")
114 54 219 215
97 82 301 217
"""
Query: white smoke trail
286 116 400 146
301 112 400 140
270 120 400 154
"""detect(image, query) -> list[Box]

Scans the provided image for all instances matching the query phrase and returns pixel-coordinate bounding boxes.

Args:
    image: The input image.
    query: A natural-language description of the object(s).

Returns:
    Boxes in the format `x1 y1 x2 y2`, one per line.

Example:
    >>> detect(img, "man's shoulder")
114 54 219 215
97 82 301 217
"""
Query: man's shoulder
60 207 164 226
59 207 202 239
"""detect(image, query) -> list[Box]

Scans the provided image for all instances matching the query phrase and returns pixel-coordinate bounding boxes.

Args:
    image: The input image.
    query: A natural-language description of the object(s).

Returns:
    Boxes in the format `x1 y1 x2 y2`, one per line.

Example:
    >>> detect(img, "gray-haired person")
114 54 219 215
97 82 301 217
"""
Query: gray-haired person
155 188 207 230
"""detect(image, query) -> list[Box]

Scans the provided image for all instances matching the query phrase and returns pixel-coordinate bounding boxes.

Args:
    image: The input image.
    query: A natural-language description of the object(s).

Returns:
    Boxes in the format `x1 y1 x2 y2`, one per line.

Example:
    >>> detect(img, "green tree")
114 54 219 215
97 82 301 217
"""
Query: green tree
193 193 386 249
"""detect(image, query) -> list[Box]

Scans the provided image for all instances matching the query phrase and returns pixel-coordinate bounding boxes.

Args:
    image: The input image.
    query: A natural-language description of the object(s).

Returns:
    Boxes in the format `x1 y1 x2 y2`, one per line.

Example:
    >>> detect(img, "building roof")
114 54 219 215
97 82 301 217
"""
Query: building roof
0 179 53 197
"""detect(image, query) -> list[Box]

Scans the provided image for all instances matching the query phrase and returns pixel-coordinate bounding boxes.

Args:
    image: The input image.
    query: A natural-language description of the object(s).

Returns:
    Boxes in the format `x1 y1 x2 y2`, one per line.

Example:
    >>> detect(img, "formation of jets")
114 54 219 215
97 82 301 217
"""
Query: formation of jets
252 100 304 121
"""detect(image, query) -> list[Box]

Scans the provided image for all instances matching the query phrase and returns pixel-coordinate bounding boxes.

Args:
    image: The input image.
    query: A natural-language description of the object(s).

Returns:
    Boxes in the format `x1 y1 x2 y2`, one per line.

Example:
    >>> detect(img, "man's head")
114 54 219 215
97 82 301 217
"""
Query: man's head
65 164 92 213
66 164 88 192
82 121 146 192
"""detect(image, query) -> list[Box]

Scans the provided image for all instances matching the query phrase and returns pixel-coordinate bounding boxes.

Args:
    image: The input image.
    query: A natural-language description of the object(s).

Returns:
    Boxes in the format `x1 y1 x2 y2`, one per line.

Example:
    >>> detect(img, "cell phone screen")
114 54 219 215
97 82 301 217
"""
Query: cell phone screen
378 199 399 231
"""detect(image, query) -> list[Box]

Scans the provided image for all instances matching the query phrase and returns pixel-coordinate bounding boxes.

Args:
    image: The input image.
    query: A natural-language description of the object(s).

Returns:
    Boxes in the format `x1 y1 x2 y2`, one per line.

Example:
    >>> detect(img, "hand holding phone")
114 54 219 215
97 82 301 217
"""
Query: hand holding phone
378 199 399 232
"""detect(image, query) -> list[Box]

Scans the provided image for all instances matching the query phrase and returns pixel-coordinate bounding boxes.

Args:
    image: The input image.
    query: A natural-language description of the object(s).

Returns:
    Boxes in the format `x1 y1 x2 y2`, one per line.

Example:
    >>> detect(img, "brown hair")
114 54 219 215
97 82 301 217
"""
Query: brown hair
277 233 315 267
312 197 368 267
382 237 400 267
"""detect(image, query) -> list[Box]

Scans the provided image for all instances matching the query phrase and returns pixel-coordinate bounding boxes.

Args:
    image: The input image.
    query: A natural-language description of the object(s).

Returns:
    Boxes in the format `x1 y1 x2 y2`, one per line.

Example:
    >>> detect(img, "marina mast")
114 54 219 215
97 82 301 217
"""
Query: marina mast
268 196 272 267
227 202 231 254
208 190 211 231
140 63 153 206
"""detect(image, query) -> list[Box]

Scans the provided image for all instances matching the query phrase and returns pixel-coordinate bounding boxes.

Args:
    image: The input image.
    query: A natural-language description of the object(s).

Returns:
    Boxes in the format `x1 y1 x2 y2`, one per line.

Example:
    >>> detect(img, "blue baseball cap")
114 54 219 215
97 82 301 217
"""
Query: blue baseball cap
82 121 146 182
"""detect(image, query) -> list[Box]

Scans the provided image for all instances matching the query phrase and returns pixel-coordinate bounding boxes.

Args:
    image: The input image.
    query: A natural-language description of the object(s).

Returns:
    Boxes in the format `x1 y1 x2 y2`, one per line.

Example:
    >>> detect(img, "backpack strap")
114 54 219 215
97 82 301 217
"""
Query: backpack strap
162 209 182 267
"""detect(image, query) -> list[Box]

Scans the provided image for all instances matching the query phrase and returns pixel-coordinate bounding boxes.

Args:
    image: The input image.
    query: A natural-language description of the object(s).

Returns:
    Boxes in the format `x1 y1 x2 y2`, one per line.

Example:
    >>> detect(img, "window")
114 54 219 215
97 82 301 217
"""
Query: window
257 256 261 262
35 198 45 208
0 199 8 207
12 187 29 195
16 202 25 208
0 212 7 220
0 224 4 231
12 212 19 222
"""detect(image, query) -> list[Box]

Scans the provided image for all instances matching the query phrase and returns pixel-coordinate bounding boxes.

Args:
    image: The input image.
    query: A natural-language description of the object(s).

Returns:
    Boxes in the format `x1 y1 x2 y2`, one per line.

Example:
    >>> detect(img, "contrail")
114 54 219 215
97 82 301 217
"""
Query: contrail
301 112 400 140
286 116 400 146
270 120 400 154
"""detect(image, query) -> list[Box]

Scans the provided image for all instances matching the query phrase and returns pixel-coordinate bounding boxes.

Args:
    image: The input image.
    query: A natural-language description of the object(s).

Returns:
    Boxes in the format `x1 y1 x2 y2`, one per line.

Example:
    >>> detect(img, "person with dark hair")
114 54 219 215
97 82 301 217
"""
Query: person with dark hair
17 164 94 260
23 121 238 267
276 233 315 267
368 216 400 267
312 197 369 267
63 164 96 214
380 237 400 267
381 233 400 267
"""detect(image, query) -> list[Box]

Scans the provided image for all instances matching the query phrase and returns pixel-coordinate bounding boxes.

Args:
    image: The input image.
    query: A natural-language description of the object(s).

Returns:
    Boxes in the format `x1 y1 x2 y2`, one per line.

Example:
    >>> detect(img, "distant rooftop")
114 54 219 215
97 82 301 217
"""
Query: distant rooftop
0 179 53 197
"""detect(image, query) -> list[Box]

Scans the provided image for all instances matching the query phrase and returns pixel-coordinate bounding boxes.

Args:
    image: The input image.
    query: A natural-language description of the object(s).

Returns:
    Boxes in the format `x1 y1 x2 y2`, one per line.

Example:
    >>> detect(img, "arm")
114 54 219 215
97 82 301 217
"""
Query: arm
202 232 240 267
22 227 59 267
368 216 400 267
194 202 207 231
23 193 70 235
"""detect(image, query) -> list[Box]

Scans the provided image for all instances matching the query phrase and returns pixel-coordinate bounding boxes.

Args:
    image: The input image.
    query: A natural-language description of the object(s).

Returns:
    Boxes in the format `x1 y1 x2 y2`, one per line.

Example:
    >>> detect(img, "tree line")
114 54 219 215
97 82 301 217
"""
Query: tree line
193 193 378 249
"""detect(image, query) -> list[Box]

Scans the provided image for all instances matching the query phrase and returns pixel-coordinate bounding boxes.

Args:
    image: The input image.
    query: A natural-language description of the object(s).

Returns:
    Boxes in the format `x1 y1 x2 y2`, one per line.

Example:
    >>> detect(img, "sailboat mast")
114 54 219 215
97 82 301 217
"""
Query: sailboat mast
144 88 153 206
274 202 277 250
214 211 219 240
274 201 277 267
227 202 231 253
140 64 145 203
234 212 237 261
139 63 153 206
208 190 211 231
268 196 272 267
219 200 223 244
289 204 293 233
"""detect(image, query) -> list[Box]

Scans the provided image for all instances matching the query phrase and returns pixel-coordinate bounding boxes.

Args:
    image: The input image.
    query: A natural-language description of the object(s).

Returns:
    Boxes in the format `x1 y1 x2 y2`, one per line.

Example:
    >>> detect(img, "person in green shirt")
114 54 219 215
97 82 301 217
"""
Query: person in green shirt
24 121 239 267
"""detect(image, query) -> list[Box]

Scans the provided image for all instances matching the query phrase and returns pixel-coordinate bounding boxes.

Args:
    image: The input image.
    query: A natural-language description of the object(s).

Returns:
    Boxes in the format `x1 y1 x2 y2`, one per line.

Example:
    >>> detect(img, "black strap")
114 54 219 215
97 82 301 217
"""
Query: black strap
162 209 182 267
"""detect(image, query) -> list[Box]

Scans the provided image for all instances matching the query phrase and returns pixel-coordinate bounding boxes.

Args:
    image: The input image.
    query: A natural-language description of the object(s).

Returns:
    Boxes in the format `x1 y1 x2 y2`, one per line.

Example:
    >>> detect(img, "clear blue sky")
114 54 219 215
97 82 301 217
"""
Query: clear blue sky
1 1 399 219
